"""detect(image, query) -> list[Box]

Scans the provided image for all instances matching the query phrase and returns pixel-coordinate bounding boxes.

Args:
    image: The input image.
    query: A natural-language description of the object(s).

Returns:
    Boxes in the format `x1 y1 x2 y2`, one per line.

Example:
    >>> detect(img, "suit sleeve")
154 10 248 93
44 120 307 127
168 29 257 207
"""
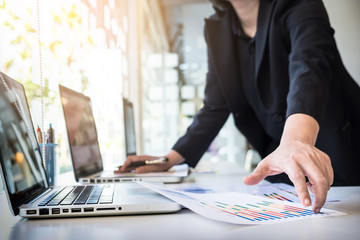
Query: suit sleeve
285 0 336 124
172 42 230 168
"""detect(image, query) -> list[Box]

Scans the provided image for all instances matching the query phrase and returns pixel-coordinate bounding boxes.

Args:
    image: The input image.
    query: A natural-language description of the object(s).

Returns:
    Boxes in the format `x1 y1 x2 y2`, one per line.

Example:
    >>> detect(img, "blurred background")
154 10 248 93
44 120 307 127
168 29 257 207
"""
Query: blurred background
0 0 359 187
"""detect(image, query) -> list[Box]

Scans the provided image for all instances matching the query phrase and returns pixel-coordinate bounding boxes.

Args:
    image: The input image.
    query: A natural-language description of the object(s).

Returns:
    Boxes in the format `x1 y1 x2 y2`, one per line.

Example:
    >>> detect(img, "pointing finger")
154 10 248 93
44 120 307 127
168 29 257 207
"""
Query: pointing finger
306 177 328 213
286 166 311 207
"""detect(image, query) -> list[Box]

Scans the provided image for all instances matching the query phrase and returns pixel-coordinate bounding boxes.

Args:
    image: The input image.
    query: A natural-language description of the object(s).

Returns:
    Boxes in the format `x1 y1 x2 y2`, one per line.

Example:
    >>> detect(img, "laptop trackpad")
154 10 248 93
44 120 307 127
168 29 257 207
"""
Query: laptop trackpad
114 183 160 195
113 183 173 204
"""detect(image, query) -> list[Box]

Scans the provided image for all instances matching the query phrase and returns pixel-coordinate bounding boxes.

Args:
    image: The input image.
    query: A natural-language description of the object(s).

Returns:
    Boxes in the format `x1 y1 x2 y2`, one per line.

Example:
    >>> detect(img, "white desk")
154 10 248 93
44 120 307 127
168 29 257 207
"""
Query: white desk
1 172 360 240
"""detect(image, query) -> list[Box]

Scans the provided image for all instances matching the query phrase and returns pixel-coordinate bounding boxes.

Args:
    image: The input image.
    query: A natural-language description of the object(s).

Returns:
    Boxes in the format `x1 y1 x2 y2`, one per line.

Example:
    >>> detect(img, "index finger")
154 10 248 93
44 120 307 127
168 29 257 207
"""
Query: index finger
306 177 328 213
286 166 311 207
301 157 331 212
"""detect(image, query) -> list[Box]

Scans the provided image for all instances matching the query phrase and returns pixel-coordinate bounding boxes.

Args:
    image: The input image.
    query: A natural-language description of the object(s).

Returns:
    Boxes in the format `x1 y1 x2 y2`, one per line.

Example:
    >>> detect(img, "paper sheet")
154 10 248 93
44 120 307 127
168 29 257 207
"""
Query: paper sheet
168 182 339 203
264 183 339 203
139 182 345 225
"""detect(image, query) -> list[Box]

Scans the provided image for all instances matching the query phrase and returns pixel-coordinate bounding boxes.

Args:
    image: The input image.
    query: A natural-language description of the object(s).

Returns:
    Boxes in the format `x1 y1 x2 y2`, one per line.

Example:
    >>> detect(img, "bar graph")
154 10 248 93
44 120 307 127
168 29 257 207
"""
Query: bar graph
201 199 315 222
139 182 343 225
277 187 299 197
263 192 293 202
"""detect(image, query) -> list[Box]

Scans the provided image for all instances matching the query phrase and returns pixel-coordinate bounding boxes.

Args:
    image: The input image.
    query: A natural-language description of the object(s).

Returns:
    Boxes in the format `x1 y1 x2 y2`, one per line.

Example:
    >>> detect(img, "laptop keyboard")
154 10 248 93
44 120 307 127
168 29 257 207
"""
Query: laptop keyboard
38 185 114 206
74 186 94 204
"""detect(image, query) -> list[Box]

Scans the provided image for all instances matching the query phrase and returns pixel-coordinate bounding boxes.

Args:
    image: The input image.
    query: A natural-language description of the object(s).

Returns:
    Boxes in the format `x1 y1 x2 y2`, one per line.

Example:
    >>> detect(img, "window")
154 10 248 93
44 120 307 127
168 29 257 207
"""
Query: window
0 0 131 173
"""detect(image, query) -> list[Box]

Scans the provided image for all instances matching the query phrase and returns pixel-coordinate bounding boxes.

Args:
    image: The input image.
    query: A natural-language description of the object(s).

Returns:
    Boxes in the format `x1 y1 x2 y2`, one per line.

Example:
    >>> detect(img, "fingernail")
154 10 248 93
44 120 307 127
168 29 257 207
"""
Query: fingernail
304 198 310 206
314 208 320 213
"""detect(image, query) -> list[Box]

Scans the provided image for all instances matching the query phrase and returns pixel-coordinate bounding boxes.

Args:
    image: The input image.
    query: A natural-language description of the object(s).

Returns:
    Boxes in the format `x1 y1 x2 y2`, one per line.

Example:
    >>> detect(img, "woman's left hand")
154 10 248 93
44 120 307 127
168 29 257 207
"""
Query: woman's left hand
243 114 334 213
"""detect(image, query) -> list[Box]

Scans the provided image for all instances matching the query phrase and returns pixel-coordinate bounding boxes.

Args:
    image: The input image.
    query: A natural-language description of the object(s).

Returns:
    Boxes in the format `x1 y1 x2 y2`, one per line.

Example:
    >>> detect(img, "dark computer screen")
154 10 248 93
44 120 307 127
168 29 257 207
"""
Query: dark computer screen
123 98 136 156
59 85 103 179
0 72 47 214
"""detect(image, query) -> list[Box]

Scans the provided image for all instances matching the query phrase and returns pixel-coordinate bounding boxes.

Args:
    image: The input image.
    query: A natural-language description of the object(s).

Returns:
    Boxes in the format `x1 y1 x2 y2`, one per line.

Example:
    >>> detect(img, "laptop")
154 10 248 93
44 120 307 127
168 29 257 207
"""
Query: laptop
59 85 186 183
123 97 136 157
0 72 180 218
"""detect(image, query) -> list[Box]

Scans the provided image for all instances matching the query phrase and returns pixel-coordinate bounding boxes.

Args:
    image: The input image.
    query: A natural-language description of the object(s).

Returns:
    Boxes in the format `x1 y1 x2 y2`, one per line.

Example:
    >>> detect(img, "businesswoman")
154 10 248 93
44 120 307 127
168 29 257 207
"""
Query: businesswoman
121 0 360 212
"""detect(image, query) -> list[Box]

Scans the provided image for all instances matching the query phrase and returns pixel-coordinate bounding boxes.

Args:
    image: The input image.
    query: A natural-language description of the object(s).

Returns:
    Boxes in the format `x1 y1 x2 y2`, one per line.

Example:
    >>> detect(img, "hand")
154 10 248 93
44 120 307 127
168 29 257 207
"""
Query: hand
116 150 185 174
243 114 334 213
244 140 333 212
116 155 172 173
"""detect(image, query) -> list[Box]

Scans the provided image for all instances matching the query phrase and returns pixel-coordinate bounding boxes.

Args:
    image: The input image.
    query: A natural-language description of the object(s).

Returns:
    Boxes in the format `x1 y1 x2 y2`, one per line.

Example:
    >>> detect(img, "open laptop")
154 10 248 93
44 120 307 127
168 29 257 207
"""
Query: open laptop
123 97 136 157
0 72 180 218
59 85 186 184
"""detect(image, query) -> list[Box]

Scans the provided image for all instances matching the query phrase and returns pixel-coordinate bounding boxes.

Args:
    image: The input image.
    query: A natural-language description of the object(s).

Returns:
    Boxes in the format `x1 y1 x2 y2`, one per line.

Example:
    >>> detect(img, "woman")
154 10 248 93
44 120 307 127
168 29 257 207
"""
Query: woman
121 0 360 213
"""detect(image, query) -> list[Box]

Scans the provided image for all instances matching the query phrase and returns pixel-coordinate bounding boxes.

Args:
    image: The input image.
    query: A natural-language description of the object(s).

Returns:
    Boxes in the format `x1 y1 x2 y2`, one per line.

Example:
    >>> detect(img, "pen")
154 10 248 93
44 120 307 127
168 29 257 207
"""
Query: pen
36 125 42 143
47 123 54 143
119 157 168 168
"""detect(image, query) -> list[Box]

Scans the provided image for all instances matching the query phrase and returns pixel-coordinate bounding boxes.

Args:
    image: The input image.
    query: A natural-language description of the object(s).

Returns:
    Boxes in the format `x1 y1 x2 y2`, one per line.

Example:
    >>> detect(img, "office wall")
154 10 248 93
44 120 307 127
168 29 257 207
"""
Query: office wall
323 0 360 84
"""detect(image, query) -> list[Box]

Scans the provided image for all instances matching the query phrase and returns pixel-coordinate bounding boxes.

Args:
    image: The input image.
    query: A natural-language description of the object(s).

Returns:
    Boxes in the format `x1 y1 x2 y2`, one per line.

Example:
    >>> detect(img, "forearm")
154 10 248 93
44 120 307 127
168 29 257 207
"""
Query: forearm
172 105 230 167
281 113 319 146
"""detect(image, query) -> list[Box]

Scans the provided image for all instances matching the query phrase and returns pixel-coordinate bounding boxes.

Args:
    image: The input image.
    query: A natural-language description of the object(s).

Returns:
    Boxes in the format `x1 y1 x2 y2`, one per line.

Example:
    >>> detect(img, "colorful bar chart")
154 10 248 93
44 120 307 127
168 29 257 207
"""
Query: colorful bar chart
270 183 339 203
201 199 315 222
277 187 299 197
263 192 293 202
139 182 343 225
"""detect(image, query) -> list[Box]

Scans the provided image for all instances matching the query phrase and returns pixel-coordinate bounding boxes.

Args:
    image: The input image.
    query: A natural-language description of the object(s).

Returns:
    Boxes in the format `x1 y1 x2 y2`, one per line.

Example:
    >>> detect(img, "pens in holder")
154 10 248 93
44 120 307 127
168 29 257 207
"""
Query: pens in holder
119 157 169 169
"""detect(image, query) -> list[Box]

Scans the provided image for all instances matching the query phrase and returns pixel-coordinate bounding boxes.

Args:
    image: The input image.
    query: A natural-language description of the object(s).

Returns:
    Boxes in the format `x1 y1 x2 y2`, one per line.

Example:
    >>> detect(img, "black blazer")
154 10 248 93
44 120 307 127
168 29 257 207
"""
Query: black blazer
172 0 360 186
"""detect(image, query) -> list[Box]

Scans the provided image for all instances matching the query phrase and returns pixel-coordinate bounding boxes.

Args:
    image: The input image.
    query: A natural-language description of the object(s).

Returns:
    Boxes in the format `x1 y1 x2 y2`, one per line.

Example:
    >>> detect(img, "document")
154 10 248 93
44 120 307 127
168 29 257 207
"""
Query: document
263 183 339 203
139 182 345 225
166 182 339 203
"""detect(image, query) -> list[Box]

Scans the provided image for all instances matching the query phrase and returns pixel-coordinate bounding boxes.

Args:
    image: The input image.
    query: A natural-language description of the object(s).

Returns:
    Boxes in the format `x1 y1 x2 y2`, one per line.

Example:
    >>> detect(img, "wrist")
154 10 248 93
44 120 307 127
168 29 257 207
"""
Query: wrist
281 113 319 146
165 150 185 166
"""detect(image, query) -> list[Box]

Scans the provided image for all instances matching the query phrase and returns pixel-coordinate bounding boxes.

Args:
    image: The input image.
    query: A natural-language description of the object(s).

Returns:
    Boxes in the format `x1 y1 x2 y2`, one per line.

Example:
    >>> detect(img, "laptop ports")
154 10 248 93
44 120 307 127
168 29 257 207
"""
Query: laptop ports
121 179 132 182
39 208 49 215
71 208 81 213
52 208 60 214
96 207 116 211
62 209 69 213
26 210 37 215
84 207 94 212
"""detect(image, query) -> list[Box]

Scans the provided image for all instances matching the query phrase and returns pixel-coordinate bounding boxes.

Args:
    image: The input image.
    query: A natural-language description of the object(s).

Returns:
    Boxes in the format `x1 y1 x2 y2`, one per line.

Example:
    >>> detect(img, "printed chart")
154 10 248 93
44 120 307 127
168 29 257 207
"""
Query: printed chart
254 192 292 202
251 185 296 202
269 183 339 203
275 185 299 197
203 199 314 222
171 182 338 203
139 182 344 224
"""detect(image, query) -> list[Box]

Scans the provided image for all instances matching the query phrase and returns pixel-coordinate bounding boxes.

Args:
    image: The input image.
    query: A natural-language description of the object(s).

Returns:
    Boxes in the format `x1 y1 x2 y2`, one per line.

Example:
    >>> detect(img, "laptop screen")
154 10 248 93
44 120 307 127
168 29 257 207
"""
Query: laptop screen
59 85 103 180
123 98 136 156
0 72 48 215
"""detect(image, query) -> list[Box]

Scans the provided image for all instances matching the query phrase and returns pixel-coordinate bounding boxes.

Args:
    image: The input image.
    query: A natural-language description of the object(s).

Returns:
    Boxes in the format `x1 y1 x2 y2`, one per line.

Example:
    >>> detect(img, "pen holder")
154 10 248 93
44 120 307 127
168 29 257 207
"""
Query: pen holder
0 175 3 191
40 143 58 187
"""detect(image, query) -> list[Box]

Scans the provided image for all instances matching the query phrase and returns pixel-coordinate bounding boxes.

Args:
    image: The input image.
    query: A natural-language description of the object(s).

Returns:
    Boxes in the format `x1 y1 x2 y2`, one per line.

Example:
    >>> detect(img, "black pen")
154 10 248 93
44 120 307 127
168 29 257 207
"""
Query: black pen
119 157 169 169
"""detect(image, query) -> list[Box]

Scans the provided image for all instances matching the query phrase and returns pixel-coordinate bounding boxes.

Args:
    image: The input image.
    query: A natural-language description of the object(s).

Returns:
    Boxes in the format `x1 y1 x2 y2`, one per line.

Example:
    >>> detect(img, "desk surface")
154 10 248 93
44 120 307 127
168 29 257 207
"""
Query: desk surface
1 172 360 240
